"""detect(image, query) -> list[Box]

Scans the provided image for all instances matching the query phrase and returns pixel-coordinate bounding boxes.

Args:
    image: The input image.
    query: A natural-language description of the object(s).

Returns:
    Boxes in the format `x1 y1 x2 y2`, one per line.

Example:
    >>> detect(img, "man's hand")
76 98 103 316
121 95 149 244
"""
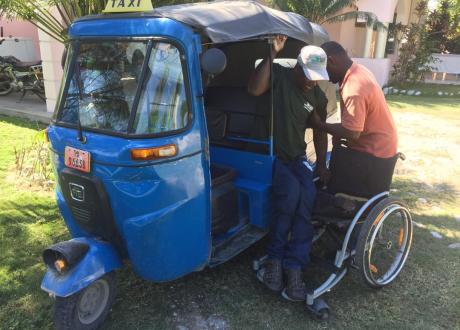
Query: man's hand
332 135 342 146
272 35 287 55
315 164 331 185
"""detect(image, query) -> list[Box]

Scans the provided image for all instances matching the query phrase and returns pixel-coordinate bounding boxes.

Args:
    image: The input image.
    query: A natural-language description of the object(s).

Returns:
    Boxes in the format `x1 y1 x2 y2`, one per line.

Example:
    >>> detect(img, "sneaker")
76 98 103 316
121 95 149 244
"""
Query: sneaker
260 259 284 292
282 268 306 302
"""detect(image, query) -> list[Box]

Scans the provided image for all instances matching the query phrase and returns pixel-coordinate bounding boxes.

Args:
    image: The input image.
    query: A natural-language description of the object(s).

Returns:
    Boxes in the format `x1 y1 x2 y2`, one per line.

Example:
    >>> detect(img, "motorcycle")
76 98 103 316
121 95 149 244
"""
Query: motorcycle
0 39 46 102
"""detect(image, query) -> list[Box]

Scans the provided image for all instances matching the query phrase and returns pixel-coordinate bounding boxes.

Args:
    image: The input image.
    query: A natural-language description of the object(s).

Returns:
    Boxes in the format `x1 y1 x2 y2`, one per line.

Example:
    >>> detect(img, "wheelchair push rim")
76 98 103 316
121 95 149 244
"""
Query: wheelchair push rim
356 198 413 288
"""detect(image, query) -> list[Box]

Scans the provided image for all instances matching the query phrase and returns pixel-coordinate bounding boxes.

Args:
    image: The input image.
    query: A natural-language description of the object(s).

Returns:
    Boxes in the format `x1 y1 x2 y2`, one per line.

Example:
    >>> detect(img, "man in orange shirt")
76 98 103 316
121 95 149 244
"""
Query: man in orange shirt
311 41 399 199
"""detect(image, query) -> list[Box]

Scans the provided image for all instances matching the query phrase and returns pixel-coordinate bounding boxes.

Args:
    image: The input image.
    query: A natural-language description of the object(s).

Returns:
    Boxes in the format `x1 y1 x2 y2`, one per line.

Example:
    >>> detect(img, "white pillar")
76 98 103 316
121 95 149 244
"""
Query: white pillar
38 30 64 113
375 23 389 59
363 26 373 58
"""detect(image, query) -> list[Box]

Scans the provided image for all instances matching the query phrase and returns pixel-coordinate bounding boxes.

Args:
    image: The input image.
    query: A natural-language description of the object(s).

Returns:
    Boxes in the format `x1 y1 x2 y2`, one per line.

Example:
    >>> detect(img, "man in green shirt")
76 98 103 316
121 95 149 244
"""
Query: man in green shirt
248 36 329 301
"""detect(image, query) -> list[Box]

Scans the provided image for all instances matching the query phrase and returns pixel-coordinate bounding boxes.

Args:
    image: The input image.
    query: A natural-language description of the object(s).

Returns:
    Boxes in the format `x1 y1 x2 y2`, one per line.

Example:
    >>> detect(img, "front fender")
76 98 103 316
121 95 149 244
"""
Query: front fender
41 237 122 297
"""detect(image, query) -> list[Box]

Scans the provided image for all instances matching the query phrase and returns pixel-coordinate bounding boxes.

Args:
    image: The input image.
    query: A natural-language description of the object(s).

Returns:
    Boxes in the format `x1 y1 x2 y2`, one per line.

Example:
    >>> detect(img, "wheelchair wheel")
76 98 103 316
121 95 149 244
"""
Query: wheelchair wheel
355 197 413 288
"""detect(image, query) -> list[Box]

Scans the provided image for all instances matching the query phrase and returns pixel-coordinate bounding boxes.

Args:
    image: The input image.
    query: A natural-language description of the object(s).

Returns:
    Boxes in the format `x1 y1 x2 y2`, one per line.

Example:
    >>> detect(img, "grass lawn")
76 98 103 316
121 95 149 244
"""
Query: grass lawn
0 95 459 329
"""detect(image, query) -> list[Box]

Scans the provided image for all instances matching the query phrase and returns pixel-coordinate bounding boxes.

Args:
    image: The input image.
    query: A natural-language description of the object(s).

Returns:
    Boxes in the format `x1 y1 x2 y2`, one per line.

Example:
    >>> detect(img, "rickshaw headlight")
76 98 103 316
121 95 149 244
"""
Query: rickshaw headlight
54 259 67 274
43 241 89 275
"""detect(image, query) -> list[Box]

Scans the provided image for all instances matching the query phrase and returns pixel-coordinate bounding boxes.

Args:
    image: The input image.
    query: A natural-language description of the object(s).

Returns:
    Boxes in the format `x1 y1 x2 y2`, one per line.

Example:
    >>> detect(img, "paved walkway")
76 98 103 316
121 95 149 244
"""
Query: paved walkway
0 93 52 124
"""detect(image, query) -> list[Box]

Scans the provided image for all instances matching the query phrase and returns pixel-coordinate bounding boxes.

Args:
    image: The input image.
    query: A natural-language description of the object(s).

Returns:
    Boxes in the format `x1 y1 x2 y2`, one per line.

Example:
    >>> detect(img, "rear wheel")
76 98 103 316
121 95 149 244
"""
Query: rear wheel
53 272 116 330
355 198 413 288
0 71 13 96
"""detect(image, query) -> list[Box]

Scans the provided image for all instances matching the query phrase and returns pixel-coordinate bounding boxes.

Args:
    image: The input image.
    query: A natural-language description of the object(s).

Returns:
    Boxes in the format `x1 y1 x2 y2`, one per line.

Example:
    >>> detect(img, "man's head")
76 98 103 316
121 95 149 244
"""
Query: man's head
321 41 353 84
294 45 329 90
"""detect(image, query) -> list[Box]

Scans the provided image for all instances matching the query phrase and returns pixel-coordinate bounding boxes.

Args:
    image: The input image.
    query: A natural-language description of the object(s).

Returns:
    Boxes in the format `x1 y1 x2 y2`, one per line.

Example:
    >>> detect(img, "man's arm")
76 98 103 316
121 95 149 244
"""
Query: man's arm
310 99 330 182
309 93 364 142
313 128 327 167
316 122 361 141
248 35 286 96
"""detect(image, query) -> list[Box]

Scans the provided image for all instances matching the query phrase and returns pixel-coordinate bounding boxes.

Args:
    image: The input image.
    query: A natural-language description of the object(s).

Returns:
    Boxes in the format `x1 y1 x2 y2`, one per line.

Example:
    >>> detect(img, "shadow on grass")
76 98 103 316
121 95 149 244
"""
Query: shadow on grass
0 114 47 131
0 195 65 329
101 177 460 329
391 177 458 207
102 210 459 330
1 176 458 329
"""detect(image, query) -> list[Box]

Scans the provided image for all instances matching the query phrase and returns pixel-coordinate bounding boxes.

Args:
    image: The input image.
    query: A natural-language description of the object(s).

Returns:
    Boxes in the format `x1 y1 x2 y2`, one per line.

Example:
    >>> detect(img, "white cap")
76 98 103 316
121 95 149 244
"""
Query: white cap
297 45 329 81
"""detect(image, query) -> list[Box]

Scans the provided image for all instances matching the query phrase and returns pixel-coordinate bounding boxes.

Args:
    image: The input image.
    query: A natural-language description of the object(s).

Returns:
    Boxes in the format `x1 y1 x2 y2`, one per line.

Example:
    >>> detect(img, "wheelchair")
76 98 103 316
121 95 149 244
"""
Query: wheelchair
253 151 413 320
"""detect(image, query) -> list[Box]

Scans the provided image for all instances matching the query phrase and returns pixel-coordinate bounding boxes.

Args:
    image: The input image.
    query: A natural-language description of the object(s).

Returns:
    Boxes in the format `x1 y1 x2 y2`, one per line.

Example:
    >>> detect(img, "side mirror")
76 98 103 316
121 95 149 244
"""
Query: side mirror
201 48 227 76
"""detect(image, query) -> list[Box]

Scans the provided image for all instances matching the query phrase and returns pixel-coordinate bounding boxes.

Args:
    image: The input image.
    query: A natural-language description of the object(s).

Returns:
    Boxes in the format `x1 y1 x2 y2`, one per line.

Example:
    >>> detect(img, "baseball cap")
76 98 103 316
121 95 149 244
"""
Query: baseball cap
297 45 329 81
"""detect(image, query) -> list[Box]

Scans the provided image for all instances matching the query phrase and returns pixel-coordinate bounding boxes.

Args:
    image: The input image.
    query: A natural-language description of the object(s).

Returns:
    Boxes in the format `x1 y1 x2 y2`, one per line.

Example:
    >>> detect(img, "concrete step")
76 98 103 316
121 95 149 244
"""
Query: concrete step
0 93 51 124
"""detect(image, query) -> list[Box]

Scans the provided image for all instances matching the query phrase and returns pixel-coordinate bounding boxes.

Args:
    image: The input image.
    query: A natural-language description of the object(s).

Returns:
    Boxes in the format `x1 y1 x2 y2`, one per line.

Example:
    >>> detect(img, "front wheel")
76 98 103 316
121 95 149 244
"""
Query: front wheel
53 272 116 330
0 71 13 96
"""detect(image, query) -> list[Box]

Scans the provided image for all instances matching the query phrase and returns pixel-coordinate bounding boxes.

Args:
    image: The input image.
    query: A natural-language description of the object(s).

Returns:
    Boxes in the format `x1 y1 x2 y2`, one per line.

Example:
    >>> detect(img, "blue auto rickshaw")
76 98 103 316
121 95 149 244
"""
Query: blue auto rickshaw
42 1 413 328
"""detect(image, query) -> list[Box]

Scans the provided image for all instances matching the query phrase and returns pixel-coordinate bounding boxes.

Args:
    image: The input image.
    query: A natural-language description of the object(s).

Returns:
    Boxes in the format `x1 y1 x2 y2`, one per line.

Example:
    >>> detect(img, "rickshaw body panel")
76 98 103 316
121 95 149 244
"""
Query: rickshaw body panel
41 237 122 297
46 17 213 282
210 146 273 229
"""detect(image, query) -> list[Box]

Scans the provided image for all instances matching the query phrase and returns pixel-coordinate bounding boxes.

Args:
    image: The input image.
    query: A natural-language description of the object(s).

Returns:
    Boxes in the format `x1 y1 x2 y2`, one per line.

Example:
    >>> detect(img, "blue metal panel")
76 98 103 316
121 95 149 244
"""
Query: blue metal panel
235 178 272 229
209 146 274 229
70 17 194 40
46 16 212 282
209 146 274 184
41 237 122 297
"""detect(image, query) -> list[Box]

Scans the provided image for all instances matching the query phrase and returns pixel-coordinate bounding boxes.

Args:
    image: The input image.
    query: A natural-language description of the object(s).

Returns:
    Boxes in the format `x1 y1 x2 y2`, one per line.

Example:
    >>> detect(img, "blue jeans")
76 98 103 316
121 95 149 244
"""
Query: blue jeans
266 158 316 269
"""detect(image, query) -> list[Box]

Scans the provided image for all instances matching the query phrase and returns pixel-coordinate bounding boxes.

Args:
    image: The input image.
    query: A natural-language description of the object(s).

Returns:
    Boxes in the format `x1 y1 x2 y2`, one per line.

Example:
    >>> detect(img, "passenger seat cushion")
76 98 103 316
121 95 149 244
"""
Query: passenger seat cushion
205 86 258 138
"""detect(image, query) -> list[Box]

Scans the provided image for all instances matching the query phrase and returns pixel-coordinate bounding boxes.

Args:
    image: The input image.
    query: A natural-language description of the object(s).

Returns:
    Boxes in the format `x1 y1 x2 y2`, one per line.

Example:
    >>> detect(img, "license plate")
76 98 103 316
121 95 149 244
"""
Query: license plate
64 146 91 173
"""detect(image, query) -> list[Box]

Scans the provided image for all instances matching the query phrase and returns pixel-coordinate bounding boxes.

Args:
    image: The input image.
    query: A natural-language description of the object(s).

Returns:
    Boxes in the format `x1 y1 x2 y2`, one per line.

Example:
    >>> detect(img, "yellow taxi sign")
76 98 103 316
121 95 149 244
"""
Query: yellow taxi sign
103 0 153 13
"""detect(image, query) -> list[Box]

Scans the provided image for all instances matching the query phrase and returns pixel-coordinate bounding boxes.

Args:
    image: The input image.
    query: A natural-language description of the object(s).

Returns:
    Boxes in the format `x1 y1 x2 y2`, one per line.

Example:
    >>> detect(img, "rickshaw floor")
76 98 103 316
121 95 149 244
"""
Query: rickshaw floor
210 224 268 267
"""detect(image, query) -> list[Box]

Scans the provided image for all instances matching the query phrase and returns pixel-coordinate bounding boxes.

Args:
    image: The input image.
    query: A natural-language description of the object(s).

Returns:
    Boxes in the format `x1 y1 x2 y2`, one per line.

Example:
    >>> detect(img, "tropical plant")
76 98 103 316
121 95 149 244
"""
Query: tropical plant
426 0 460 53
391 1 436 83
270 0 386 30
0 0 195 43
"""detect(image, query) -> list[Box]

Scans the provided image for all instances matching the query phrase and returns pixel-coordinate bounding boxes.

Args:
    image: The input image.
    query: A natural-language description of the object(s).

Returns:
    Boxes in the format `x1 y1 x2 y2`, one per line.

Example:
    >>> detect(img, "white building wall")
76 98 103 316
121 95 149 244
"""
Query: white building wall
38 30 64 113
352 57 392 86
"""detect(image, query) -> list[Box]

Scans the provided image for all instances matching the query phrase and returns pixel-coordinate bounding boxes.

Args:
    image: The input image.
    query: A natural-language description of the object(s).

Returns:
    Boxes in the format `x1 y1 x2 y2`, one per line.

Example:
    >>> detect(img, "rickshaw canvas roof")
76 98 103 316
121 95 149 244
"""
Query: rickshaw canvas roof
151 1 329 45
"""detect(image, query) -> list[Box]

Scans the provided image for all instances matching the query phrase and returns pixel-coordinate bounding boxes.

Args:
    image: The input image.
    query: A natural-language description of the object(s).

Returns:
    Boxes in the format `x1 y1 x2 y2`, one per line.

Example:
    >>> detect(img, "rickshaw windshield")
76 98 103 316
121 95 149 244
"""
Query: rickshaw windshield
58 40 190 135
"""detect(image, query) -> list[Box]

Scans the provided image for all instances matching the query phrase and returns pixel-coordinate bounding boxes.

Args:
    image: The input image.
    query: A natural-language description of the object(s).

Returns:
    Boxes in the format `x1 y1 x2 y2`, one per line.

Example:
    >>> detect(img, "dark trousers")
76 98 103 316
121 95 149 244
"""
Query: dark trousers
266 158 316 269
327 144 398 198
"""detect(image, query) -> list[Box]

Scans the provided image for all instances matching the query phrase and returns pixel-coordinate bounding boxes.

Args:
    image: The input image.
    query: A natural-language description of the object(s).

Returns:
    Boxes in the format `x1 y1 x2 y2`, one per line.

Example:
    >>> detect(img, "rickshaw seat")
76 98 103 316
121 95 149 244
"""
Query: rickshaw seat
205 86 269 151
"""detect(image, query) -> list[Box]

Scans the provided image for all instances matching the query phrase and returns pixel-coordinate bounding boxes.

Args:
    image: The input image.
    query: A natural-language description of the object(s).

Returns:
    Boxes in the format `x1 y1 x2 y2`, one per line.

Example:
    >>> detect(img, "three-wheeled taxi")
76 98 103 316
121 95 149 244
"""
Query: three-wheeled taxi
42 1 413 328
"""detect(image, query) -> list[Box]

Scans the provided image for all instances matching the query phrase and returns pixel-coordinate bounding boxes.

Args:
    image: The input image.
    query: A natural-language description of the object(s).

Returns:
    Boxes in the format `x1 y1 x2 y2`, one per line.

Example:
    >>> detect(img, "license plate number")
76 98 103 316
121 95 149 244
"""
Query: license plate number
64 146 91 173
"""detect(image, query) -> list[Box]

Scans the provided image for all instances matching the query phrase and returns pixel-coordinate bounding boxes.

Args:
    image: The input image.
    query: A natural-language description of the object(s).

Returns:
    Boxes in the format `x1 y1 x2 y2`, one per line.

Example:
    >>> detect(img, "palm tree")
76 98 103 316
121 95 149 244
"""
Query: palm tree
0 0 194 43
271 0 386 30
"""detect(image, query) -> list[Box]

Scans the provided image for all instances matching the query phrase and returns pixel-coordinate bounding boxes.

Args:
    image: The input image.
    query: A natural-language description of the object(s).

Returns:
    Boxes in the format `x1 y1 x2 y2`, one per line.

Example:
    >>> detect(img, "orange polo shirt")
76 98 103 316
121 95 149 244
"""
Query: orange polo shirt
340 63 398 158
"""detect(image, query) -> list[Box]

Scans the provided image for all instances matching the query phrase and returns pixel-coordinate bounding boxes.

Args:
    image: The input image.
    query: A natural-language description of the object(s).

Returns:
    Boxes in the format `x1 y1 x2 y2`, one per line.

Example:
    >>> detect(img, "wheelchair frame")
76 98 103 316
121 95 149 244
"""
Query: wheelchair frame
306 191 390 305
254 190 413 319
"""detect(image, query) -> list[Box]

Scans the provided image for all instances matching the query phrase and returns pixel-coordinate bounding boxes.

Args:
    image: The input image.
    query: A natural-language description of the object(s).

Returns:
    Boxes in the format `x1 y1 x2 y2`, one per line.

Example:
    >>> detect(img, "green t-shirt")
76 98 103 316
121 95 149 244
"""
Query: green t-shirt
272 64 328 161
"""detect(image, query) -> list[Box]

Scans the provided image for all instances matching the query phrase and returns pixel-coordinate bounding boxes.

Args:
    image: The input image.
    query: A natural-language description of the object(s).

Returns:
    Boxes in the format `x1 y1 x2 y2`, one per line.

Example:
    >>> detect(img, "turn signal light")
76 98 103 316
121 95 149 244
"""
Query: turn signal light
131 144 177 161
